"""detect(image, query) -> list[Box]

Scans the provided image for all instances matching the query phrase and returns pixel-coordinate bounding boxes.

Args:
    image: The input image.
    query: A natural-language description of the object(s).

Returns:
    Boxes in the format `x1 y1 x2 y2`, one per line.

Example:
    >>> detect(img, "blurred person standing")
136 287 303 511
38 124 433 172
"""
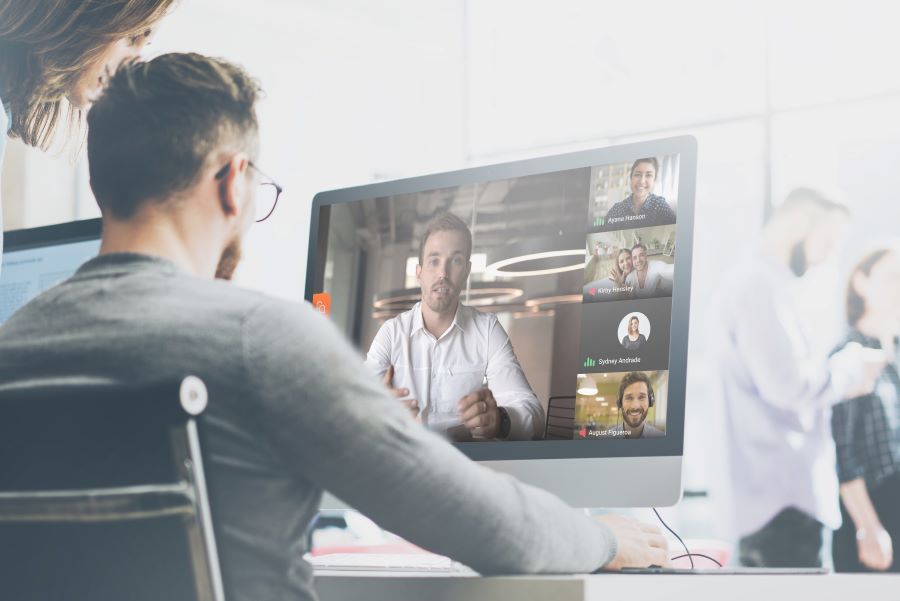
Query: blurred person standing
832 247 900 572
710 188 884 567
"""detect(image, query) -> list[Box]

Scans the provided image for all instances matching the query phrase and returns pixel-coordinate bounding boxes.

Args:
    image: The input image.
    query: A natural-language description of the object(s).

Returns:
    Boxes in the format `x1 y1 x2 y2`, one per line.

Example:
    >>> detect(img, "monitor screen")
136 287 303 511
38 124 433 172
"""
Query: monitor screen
307 138 694 462
1 221 101 325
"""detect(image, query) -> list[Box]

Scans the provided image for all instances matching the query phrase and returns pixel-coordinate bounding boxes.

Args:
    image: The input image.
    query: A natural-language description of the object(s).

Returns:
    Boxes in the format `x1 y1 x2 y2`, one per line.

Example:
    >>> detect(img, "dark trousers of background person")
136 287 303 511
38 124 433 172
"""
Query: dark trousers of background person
739 507 827 567
833 473 900 573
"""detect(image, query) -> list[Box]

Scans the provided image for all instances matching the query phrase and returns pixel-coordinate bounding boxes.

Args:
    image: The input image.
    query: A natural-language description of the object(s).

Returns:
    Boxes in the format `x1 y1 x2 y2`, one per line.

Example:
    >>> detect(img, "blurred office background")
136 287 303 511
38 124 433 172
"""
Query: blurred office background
3 0 900 545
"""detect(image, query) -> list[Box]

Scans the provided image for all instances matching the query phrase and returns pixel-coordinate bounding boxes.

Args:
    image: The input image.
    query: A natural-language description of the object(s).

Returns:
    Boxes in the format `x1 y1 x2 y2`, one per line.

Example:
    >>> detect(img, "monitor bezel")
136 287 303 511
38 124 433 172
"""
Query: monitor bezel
305 136 697 463
4 218 102 253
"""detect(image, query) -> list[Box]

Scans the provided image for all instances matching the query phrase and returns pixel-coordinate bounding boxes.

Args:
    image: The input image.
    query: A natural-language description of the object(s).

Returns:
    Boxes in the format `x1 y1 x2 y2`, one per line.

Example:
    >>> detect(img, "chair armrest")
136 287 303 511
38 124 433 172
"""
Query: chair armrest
0 482 196 523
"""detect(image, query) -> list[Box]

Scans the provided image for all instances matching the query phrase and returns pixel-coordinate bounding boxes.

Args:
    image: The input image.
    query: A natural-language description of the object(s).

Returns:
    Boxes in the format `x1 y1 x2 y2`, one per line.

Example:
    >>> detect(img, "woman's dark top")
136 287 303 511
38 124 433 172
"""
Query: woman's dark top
621 334 646 351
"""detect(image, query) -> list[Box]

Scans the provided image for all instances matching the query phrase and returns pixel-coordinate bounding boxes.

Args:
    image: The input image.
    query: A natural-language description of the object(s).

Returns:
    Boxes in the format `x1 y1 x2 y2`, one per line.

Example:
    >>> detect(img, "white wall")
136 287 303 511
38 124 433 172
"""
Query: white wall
143 0 466 301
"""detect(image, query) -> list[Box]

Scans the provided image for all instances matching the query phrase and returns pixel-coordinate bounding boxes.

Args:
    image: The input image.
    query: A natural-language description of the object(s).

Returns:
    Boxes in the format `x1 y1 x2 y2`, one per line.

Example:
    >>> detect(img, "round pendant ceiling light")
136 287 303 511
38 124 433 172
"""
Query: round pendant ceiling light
484 234 586 278
524 293 582 309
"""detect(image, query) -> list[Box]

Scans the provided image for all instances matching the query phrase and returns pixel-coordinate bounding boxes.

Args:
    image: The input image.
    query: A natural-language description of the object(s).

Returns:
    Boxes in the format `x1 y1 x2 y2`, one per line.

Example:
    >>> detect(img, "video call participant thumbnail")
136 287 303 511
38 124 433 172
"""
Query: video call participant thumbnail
366 213 544 441
606 372 664 439
604 158 676 228
621 314 647 351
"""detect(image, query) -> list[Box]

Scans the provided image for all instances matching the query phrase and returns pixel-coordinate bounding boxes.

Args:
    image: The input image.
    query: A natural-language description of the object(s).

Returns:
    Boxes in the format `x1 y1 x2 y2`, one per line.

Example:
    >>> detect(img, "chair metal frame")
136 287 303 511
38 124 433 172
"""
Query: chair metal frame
0 376 225 601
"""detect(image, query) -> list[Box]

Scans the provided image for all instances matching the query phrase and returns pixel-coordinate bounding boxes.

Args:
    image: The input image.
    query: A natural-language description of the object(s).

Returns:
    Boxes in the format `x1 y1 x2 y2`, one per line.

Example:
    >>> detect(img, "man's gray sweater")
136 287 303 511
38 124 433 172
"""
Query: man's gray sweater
0 253 616 601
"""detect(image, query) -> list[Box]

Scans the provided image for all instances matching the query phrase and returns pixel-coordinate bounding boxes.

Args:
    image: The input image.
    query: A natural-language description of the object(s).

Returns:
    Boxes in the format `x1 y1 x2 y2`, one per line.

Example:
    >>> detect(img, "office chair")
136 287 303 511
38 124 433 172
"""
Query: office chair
0 376 224 601
545 396 577 440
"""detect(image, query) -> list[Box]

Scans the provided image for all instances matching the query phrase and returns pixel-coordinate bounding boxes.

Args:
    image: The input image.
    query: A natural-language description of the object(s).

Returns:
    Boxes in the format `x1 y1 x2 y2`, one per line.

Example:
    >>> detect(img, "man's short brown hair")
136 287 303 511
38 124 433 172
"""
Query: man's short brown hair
418 212 472 264
87 52 261 219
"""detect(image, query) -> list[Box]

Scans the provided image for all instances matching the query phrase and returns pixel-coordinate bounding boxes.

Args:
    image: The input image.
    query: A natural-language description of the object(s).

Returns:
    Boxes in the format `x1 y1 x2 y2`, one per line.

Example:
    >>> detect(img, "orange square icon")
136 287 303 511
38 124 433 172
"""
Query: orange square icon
312 292 331 317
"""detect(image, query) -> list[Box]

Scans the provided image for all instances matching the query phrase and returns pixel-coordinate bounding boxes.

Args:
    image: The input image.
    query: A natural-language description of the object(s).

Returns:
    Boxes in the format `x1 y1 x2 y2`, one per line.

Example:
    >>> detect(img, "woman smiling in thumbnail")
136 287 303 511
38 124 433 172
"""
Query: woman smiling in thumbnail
604 158 676 227
621 315 647 351
610 248 633 289
584 247 634 301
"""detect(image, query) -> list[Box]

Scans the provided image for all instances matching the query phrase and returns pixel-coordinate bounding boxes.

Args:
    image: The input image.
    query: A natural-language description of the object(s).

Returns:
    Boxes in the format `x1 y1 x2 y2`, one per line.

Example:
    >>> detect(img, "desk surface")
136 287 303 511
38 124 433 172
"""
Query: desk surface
315 571 900 601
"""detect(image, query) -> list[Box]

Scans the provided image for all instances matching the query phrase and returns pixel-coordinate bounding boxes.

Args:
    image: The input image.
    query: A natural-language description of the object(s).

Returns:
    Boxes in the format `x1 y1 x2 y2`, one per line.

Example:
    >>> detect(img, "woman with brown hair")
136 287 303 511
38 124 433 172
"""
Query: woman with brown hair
603 157 676 227
0 0 175 254
621 315 646 351
583 247 634 301
832 246 900 572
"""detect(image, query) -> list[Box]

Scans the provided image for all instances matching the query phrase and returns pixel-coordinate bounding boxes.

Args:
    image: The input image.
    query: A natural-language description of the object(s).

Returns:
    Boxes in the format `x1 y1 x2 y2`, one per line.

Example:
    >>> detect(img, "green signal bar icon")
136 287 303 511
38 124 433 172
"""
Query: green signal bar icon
593 217 605 227
583 357 596 368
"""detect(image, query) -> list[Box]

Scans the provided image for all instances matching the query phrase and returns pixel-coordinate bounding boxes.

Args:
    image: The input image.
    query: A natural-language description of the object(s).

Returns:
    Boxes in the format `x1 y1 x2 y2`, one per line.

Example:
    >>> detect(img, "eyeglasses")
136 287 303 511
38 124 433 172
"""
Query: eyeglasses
214 160 284 223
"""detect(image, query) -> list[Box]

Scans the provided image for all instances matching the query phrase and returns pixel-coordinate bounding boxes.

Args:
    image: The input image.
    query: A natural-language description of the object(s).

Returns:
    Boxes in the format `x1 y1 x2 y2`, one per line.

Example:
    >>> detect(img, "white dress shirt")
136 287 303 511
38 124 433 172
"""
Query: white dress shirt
365 302 544 440
710 247 842 539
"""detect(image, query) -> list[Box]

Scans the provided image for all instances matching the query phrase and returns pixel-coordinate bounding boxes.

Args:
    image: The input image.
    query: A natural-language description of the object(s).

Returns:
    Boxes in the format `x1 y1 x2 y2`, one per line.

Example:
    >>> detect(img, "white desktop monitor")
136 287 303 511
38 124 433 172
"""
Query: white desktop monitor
0 219 102 326
307 136 697 507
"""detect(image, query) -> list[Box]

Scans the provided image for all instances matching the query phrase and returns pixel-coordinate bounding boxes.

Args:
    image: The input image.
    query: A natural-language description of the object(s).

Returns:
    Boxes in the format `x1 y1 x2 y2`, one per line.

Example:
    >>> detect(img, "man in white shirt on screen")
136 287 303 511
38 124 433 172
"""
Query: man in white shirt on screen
366 212 544 441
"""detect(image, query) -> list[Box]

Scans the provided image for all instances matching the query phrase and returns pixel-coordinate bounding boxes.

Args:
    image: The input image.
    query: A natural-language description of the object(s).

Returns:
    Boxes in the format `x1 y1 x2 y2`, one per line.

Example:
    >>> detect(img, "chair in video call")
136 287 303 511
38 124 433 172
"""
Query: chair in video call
545 396 577 440
0 376 224 601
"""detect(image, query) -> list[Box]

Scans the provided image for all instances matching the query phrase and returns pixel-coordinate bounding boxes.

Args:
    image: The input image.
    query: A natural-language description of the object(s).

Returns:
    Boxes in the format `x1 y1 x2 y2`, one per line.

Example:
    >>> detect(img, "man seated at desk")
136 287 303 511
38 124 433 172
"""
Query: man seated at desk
0 53 668 600
366 213 544 441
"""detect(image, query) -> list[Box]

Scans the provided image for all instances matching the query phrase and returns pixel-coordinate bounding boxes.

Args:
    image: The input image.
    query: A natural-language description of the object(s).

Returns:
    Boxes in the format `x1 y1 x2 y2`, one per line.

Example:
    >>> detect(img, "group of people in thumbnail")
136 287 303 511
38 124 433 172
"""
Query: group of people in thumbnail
584 241 674 301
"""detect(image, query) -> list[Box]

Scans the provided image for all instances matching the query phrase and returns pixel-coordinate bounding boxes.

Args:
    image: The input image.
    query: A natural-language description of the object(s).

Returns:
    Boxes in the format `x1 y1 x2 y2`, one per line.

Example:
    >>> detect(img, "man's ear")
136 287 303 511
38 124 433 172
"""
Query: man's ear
218 153 251 219
415 263 422 283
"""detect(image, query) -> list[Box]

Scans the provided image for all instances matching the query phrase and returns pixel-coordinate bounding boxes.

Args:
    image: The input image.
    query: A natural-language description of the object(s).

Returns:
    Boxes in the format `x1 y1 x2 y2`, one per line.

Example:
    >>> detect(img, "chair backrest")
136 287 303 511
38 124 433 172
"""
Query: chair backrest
0 376 224 601
545 396 576 440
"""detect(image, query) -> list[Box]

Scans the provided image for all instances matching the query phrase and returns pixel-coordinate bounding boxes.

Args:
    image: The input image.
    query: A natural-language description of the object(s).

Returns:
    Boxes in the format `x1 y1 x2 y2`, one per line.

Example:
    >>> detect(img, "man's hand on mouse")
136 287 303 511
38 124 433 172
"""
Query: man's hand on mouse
595 514 671 570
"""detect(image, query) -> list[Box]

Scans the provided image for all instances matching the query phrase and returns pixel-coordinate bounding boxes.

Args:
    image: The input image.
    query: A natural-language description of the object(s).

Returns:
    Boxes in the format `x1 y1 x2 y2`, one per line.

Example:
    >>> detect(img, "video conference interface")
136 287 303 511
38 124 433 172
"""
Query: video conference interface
312 153 681 443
